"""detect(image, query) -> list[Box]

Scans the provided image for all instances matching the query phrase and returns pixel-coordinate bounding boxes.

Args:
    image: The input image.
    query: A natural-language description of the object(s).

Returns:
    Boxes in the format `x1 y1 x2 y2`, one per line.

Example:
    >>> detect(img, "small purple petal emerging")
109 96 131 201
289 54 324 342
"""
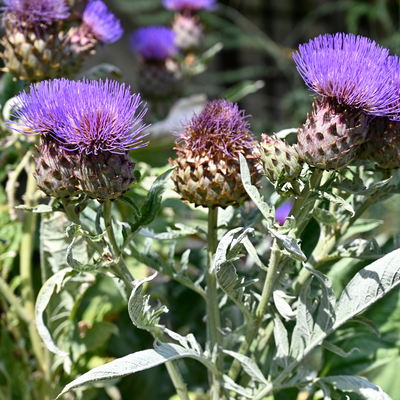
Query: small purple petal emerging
293 33 400 118
3 0 70 26
180 99 253 157
8 78 150 155
275 201 293 226
129 26 179 60
162 0 217 12
82 0 123 44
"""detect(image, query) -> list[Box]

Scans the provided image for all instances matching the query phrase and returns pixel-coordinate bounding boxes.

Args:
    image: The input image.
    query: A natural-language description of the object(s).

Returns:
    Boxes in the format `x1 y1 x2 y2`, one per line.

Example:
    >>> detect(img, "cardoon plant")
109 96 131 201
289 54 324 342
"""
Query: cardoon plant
163 0 217 50
9 78 149 200
130 25 183 101
293 33 400 170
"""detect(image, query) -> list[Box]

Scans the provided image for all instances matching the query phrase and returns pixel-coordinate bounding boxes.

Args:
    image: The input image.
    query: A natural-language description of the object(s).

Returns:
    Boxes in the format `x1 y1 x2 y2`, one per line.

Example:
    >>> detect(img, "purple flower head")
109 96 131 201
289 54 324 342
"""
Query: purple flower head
3 0 70 27
162 0 217 12
275 201 293 226
8 78 150 155
293 33 400 118
180 99 254 158
82 0 123 44
130 26 179 60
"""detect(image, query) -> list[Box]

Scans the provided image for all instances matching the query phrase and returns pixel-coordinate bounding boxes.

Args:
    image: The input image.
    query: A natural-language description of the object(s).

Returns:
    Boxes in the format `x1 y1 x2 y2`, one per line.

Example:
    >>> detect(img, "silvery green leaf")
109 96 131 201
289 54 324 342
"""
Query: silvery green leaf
275 128 298 139
341 219 383 241
243 237 268 271
319 376 392 400
318 191 355 216
139 224 198 240
290 278 313 358
163 327 203 355
128 272 168 333
117 196 141 218
221 375 255 398
138 168 175 227
16 204 57 213
335 177 392 196
239 153 274 224
306 268 336 340
273 316 290 368
264 222 306 262
273 290 296 321
331 238 382 260
221 80 265 103
321 341 359 357
35 268 72 356
313 208 337 226
66 237 98 272
317 380 332 400
211 227 243 273
223 350 268 384
335 249 400 325
349 315 381 337
56 342 218 399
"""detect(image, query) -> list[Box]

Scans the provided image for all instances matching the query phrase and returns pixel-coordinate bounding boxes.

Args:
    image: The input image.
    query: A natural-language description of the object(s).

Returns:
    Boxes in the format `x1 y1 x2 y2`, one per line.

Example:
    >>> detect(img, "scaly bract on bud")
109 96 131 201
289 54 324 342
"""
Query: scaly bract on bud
169 99 261 208
260 134 302 195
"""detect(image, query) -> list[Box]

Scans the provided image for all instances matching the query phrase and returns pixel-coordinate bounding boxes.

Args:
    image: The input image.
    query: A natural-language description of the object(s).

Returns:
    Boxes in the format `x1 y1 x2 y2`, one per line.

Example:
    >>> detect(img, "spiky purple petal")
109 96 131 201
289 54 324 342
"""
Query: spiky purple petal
293 33 400 118
180 99 253 157
8 78 150 154
82 0 123 44
162 0 217 12
3 0 70 26
129 26 179 60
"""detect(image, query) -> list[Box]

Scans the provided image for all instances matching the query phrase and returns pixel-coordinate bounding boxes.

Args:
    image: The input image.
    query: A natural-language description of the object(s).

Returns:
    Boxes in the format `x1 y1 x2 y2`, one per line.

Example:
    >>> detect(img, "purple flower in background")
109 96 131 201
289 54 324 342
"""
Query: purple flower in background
130 26 179 60
162 0 217 12
293 33 400 118
82 0 123 44
275 201 293 226
9 78 149 155
3 0 70 27
180 99 253 157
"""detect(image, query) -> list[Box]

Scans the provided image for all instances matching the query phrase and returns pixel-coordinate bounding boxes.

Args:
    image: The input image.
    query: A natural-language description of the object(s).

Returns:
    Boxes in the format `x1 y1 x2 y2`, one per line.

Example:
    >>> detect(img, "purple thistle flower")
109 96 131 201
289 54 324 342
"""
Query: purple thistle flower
179 99 254 158
275 201 293 226
129 26 179 60
82 0 123 44
3 0 70 27
9 78 150 155
162 0 217 12
293 33 400 118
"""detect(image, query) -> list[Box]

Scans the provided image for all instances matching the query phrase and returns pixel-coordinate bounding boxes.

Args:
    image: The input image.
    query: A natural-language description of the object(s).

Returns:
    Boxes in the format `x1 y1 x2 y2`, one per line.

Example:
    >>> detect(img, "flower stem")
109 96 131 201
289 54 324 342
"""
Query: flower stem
20 160 51 398
228 240 281 381
206 207 222 399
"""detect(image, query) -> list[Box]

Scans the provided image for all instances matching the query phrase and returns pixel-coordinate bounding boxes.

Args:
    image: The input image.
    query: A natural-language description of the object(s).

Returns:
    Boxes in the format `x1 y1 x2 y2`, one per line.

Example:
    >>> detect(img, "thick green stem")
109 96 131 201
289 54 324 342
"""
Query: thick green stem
206 207 222 399
165 362 190 400
228 241 281 381
20 161 52 400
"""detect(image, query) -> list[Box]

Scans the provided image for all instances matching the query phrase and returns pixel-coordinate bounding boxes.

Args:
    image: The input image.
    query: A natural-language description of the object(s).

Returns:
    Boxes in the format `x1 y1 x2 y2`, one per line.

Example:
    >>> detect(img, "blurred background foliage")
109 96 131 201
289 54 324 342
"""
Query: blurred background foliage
2 1 400 399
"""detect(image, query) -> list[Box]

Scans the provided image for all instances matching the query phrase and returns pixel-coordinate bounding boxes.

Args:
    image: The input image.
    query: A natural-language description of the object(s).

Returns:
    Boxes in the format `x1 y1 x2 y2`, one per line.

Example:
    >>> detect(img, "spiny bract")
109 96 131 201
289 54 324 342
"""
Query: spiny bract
169 99 261 208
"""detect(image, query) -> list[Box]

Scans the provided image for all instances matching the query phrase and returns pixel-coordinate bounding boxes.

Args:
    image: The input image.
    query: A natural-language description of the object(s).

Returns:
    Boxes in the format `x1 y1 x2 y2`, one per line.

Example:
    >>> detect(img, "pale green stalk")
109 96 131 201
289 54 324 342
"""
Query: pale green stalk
206 207 222 400
228 240 281 381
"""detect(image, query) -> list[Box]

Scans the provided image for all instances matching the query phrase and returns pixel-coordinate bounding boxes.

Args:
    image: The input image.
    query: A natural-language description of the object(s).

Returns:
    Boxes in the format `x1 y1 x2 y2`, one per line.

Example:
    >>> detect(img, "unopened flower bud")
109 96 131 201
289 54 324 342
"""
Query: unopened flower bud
169 99 261 209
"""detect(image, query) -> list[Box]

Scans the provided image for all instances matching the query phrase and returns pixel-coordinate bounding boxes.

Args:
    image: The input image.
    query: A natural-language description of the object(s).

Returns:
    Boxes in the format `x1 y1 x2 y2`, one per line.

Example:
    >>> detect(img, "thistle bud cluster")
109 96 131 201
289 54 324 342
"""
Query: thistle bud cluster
8 78 149 201
0 0 123 82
